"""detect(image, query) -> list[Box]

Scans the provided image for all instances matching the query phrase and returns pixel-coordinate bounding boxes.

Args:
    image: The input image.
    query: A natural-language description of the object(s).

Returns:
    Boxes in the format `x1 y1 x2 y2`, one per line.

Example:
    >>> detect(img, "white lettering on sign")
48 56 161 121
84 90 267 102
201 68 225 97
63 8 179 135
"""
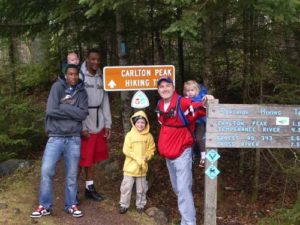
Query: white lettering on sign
154 69 172 76
217 120 245 126
121 69 151 77
125 79 150 87
260 108 282 116
293 121 300 126
241 142 260 147
220 108 249 115
294 108 300 116
252 120 268 126
262 127 280 133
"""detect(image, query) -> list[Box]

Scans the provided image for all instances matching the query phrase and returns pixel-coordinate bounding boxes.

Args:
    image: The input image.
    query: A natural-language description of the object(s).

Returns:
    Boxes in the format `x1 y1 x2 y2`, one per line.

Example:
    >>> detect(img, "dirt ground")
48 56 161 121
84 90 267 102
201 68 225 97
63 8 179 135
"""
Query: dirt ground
0 158 157 225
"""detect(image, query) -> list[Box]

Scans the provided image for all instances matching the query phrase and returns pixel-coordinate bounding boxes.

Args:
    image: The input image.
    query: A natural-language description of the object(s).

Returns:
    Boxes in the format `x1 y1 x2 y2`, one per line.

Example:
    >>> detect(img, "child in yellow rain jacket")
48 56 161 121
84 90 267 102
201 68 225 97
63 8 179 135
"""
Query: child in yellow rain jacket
119 110 155 214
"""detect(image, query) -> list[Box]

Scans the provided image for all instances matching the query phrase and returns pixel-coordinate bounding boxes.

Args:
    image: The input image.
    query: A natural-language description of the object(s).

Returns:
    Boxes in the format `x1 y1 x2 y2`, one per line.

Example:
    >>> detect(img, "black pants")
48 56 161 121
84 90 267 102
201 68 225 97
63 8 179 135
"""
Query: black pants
192 123 206 156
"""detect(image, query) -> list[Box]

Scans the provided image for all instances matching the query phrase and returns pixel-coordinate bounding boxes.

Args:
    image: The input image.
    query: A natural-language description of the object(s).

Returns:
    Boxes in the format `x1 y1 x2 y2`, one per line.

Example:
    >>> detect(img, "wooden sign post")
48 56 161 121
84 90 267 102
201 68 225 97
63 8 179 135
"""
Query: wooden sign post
204 101 300 225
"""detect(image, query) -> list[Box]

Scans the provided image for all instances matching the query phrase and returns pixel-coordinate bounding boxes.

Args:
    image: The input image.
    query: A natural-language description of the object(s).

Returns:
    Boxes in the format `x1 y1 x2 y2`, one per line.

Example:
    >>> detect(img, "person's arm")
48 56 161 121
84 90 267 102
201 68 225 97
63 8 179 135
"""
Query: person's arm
145 135 156 161
102 91 112 129
60 92 89 122
180 97 206 120
102 91 112 139
191 101 206 118
46 82 72 120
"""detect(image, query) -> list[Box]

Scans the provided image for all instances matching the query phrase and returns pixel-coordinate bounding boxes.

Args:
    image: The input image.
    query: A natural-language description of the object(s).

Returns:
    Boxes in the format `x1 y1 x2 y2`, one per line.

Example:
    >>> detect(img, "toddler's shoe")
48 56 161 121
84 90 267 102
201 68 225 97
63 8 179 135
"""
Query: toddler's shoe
119 206 128 214
136 207 144 214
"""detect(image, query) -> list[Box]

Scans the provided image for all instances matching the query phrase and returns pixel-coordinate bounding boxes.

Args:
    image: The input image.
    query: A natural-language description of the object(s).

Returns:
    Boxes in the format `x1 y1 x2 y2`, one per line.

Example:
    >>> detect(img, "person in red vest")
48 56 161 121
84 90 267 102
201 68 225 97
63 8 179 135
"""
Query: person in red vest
156 76 213 225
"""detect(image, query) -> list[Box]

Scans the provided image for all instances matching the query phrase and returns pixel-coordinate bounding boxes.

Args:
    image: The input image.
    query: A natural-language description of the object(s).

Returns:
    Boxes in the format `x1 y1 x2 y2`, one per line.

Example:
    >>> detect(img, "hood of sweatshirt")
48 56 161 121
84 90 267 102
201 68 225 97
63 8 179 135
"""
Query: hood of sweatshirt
80 61 102 79
58 74 85 93
130 110 150 135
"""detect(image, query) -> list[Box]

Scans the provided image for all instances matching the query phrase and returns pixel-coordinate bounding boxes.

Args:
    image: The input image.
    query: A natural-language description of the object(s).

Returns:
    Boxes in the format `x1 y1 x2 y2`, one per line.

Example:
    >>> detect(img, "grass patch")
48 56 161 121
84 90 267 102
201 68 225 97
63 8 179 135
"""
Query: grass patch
258 194 300 225
0 161 58 225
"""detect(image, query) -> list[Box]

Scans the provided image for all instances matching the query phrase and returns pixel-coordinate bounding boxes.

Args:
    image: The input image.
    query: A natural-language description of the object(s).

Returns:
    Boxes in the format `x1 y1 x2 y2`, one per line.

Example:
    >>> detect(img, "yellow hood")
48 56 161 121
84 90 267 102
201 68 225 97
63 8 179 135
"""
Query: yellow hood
130 110 150 134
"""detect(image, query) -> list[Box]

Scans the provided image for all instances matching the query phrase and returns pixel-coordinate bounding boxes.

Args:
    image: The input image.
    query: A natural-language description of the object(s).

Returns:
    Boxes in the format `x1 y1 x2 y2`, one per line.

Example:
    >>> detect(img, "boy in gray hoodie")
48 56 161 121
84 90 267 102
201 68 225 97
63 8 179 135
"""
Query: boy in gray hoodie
78 49 112 201
31 64 88 218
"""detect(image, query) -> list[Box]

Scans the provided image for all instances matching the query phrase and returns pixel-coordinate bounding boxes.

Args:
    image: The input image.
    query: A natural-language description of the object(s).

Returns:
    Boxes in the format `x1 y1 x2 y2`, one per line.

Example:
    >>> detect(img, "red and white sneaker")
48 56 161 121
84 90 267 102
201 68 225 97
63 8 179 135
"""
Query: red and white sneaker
30 205 51 218
66 205 83 218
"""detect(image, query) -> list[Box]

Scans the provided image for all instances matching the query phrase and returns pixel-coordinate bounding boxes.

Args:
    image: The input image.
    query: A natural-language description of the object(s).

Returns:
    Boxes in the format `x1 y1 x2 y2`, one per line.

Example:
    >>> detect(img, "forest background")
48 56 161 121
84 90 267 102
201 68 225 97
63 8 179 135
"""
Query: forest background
0 0 300 224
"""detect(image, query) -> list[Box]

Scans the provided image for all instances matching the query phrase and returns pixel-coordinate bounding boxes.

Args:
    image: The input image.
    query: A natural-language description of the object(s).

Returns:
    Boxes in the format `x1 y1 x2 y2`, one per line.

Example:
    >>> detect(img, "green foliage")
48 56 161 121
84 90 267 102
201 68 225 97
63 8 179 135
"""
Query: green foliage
79 0 132 17
0 94 45 161
163 11 198 38
255 0 300 23
258 193 300 225
15 63 50 91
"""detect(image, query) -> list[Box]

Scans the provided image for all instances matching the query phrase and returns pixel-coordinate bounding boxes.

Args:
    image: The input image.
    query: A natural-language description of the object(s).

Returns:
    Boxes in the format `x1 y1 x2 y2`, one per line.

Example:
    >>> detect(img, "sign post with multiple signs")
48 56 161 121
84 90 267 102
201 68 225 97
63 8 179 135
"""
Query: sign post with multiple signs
103 65 175 91
204 100 300 225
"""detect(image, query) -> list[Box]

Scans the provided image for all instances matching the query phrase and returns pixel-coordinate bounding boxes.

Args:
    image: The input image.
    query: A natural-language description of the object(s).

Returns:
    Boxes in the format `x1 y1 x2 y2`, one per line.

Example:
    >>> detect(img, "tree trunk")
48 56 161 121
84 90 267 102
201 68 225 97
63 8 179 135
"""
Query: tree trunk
8 34 16 95
116 10 133 134
176 7 184 92
202 15 214 93
155 29 165 64
251 9 260 202
30 36 45 63
240 8 250 176
150 0 155 65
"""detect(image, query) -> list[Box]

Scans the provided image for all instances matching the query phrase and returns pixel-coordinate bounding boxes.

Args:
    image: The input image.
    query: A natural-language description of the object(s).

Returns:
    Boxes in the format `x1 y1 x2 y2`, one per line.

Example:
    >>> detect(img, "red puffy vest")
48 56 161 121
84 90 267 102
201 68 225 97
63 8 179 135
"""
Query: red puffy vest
156 92 206 159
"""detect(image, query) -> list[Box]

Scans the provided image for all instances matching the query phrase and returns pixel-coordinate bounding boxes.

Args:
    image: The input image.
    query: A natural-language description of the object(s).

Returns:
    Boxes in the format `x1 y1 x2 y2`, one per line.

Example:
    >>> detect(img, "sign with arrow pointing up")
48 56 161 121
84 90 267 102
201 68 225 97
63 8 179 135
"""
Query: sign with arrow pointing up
103 65 175 91
108 80 116 89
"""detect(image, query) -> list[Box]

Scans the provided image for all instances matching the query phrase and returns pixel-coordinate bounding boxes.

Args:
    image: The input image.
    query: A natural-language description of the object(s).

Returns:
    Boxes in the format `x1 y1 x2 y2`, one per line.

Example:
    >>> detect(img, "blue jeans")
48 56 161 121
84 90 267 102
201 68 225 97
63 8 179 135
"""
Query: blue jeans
166 148 196 225
39 136 81 210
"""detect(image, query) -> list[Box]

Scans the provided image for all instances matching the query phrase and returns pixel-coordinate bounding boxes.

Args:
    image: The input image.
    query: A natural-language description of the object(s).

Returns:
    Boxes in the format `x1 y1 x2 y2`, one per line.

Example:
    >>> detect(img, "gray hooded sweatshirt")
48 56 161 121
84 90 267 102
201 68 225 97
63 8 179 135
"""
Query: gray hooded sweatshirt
80 62 112 133
45 76 88 136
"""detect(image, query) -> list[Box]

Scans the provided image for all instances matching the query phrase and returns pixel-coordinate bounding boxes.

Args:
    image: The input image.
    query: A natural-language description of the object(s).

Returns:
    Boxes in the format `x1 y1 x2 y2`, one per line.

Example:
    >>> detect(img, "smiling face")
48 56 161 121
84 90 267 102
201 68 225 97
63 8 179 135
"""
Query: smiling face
134 118 146 132
86 52 100 75
157 81 175 102
65 67 79 87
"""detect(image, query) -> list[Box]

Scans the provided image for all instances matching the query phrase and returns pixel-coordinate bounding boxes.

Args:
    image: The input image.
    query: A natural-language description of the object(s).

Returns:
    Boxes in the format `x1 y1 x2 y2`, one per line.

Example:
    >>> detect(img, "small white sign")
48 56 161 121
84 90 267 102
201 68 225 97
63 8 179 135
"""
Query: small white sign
131 90 149 109
276 117 290 126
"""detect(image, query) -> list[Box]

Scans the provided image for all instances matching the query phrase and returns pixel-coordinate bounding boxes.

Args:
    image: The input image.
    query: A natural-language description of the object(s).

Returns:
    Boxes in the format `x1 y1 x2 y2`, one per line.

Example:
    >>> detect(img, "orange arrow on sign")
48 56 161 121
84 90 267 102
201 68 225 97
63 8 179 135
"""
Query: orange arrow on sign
103 65 175 91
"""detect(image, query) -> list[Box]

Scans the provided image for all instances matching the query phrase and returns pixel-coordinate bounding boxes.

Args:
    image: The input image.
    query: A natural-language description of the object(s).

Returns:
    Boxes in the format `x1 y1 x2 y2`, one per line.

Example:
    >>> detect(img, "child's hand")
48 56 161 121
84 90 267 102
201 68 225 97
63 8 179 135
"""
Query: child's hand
202 95 215 108
141 162 147 171
202 95 215 101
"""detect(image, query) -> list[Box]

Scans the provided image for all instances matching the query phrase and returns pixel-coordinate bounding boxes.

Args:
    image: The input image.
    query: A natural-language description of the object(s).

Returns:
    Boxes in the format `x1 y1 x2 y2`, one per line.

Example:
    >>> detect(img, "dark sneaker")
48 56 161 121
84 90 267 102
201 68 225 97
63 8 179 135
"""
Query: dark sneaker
119 206 128 214
85 184 104 201
66 205 83 218
30 205 51 218
136 207 144 214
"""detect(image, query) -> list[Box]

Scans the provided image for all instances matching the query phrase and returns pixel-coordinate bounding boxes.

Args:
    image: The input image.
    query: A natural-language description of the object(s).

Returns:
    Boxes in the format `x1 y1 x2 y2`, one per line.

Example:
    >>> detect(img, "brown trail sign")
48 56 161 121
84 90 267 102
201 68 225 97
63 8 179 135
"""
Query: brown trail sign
204 101 300 225
103 65 175 91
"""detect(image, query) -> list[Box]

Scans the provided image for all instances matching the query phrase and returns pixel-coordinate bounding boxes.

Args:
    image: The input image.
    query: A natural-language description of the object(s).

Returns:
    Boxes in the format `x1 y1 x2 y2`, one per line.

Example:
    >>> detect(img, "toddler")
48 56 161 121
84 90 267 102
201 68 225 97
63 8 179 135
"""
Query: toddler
183 80 208 167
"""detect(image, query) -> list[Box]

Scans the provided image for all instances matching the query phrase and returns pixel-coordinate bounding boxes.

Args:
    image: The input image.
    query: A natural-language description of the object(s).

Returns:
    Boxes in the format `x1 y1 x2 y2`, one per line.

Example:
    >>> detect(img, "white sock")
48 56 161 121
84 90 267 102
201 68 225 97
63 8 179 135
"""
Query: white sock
201 152 206 160
86 180 94 189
